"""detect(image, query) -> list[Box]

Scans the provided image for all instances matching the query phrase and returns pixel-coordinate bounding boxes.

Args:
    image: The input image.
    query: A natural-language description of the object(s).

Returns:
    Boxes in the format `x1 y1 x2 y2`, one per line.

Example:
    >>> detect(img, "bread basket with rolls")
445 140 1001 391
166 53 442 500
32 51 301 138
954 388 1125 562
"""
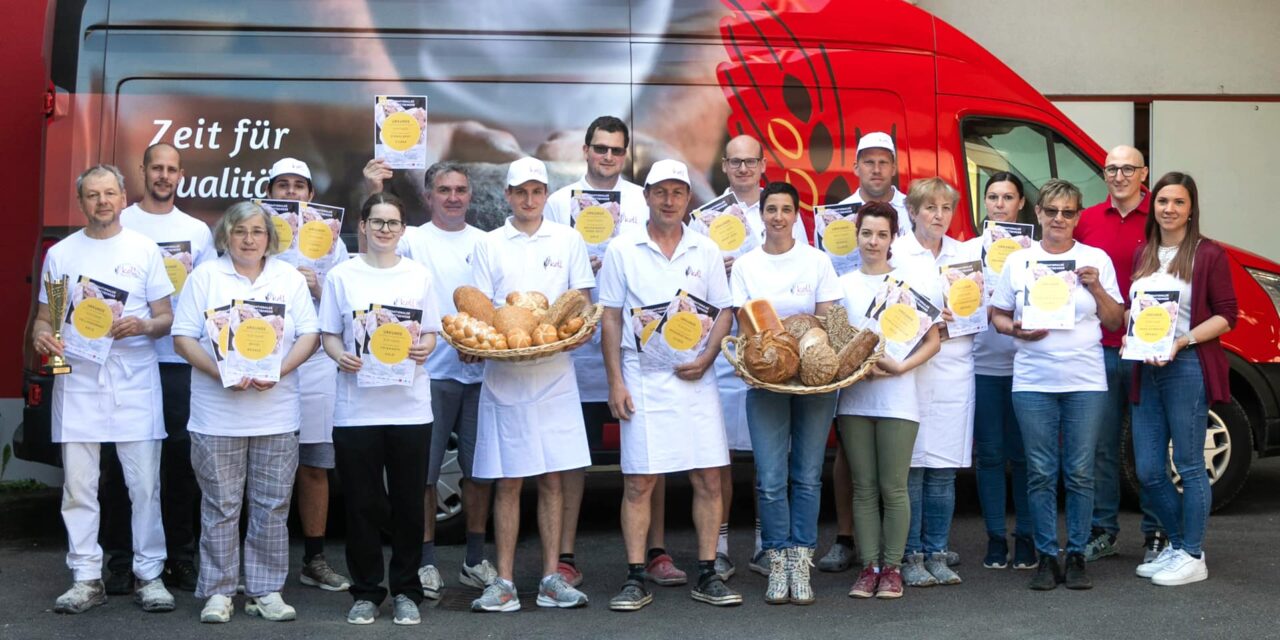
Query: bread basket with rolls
721 300 884 394
441 286 603 362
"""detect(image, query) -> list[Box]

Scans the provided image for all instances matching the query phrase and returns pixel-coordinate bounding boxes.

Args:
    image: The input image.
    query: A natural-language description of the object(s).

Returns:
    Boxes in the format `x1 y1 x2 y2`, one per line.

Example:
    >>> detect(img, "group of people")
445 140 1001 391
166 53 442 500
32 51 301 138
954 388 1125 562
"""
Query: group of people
32 113 1233 625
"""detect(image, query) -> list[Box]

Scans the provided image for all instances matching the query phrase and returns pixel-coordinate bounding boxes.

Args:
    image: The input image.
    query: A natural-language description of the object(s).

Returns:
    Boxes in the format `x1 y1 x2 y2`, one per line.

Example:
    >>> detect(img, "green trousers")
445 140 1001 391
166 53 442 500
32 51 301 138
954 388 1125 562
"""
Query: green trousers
837 415 920 568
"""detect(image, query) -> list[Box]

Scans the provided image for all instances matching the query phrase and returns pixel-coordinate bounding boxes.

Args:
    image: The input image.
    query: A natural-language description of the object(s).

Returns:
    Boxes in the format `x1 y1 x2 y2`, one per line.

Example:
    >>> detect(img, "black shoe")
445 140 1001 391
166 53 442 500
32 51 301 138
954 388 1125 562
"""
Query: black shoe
690 574 743 607
1028 553 1061 591
163 559 198 592
1063 553 1092 590
104 567 134 595
983 535 1009 569
608 579 653 612
1012 535 1038 570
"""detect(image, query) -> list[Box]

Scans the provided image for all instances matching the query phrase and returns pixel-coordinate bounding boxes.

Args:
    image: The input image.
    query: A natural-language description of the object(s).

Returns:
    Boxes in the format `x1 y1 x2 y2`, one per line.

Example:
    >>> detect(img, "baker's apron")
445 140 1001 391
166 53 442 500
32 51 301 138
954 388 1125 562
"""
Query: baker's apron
474 352 591 479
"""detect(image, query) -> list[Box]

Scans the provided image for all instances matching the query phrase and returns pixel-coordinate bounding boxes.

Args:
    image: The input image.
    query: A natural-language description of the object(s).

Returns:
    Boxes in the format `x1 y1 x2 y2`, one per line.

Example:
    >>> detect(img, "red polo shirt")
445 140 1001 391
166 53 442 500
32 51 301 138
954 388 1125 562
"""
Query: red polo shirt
1074 191 1149 347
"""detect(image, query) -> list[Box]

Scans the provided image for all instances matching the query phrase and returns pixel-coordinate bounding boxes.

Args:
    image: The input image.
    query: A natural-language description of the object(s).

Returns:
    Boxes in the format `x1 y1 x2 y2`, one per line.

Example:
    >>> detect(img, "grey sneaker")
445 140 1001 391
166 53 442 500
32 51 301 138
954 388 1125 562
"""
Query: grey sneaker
902 553 938 587
418 564 443 600
788 547 815 605
300 554 351 592
471 578 520 613
392 594 421 625
459 560 497 590
1084 529 1118 562
691 574 743 607
347 600 378 625
200 594 233 623
134 577 176 612
245 592 297 621
764 549 790 604
537 573 588 609
945 549 961 567
747 549 771 577
608 579 653 612
817 541 855 572
714 552 735 581
925 552 963 585
53 580 107 614
1143 533 1168 564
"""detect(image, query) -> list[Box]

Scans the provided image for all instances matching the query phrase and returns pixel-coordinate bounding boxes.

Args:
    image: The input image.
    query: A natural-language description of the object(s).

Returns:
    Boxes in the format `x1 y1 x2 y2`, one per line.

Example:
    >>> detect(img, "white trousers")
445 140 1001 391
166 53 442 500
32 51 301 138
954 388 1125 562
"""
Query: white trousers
61 441 166 582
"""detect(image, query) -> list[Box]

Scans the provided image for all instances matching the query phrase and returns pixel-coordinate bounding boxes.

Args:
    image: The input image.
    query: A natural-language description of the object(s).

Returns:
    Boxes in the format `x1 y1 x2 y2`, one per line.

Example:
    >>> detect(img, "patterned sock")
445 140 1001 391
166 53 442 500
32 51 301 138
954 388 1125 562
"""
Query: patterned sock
717 523 729 556
754 519 763 555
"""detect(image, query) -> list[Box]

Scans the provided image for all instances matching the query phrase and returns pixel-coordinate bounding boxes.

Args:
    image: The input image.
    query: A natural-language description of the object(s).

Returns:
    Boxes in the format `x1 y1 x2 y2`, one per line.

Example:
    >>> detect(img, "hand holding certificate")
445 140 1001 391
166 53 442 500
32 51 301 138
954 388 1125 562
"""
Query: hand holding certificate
63 276 128 364
864 275 942 362
1123 291 1181 362
982 220 1034 297
571 190 623 259
374 95 428 170
939 260 987 337
639 290 722 372
813 202 861 275
1020 259 1077 330
224 299 285 386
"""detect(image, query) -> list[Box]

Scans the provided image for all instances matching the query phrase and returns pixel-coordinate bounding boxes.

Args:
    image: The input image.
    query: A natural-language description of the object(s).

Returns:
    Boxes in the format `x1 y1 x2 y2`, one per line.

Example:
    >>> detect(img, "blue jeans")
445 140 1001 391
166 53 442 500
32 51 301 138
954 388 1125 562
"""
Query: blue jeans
973 374 1032 539
746 388 837 551
1011 390 1106 555
1096 347 1161 536
906 467 957 554
1132 350 1211 556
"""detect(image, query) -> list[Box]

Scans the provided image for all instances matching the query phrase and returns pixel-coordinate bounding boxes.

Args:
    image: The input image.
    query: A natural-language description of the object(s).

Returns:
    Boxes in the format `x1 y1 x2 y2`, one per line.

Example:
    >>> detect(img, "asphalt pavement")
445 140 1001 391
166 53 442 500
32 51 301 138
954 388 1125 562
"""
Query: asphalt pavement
2 458 1277 639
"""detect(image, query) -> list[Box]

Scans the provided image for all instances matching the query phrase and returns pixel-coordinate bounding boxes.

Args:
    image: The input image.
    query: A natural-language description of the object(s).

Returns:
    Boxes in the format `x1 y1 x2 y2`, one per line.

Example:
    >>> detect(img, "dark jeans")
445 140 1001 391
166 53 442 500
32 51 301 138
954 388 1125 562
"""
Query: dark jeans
101 363 199 571
1095 347 1161 537
973 375 1032 539
333 423 431 605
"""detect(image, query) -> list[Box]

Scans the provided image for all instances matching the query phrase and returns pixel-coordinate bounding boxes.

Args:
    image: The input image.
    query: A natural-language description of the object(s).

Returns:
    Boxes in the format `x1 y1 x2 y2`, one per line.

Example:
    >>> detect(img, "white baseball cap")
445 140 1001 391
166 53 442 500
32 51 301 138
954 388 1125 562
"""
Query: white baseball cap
505 157 549 187
644 159 691 187
268 157 312 182
856 132 895 157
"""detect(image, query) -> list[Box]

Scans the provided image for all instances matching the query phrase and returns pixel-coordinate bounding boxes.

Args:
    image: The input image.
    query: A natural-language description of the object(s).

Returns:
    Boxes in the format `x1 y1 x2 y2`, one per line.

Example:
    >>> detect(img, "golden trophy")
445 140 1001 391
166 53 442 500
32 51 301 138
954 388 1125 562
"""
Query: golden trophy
41 273 72 375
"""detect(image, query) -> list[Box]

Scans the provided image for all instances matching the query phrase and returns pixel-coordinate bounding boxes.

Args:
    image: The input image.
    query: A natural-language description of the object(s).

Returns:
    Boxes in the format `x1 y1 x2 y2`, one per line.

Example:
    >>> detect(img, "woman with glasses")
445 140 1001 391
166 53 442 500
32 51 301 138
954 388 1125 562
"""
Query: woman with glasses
990 179 1124 592
318 194 441 625
1128 172 1236 586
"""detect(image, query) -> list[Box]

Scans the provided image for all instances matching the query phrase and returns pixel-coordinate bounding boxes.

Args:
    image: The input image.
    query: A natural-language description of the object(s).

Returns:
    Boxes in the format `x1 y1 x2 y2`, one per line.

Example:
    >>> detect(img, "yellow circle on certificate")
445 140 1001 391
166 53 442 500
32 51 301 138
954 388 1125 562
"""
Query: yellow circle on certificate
1029 275 1070 311
232 317 277 361
575 205 615 244
369 323 412 365
297 220 334 260
217 324 230 356
164 257 188 294
1134 305 1172 343
708 215 747 252
662 311 703 351
879 303 918 343
987 238 1022 275
640 319 659 346
72 298 114 340
380 111 421 152
822 219 857 256
272 216 294 254
948 278 981 316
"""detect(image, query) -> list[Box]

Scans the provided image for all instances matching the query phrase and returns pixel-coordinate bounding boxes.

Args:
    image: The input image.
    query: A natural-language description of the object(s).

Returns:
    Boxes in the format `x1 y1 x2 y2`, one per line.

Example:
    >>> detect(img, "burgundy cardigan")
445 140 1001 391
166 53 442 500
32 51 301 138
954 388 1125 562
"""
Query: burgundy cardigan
1129 239 1238 405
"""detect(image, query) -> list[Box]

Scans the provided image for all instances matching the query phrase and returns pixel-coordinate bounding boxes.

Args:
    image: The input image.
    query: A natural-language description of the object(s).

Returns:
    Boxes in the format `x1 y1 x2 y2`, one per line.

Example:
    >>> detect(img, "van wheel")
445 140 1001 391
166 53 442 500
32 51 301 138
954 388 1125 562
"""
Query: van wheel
1121 398 1253 513
433 433 467 545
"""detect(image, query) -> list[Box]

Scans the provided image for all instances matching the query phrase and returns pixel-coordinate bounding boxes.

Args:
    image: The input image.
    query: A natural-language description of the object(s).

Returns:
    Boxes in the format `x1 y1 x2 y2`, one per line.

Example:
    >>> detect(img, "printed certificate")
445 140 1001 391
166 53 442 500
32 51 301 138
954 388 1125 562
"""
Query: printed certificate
1020 259 1078 331
982 221 1035 297
629 302 668 351
864 275 942 362
1123 290 1181 361
939 260 987 337
157 241 195 298
294 202 345 280
254 198 301 255
203 304 238 387
570 190 623 259
357 303 422 388
224 299 286 385
374 94 428 170
642 290 722 371
813 202 862 275
690 193 758 259
63 276 128 364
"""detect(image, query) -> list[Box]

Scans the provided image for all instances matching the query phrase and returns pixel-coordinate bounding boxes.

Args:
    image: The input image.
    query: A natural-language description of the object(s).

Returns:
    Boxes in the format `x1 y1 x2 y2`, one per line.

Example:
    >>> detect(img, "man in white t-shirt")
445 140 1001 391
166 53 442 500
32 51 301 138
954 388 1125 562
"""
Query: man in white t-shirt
34 165 177 615
370 160 498 596
97 143 215 595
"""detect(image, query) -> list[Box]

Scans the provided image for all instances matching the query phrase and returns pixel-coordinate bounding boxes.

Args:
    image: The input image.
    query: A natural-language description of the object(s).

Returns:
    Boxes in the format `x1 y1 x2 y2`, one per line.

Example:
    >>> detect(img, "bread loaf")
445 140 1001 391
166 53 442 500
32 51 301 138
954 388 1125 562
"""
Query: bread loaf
737 299 784 338
505 328 532 349
783 313 823 341
822 305 858 351
454 286 496 325
493 305 537 336
558 316 584 339
506 291 550 312
836 330 879 379
798 327 839 386
546 290 589 327
532 323 559 346
741 330 800 384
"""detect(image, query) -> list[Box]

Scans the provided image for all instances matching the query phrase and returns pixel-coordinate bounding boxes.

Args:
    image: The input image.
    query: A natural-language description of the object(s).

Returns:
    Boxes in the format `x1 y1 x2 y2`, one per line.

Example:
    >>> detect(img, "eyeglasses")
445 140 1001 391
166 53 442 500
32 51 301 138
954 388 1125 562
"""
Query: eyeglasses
230 228 267 238
724 157 762 169
590 144 627 157
1040 207 1079 220
1103 165 1143 178
366 218 404 231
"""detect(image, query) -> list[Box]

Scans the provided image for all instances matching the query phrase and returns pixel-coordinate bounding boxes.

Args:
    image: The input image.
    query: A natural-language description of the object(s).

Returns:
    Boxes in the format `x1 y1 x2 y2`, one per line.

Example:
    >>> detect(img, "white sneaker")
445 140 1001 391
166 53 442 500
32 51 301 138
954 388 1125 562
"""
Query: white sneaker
53 580 107 614
245 592 297 621
1152 550 1208 586
459 559 498 589
200 594 234 623
418 564 444 600
1136 545 1180 578
134 577 176 612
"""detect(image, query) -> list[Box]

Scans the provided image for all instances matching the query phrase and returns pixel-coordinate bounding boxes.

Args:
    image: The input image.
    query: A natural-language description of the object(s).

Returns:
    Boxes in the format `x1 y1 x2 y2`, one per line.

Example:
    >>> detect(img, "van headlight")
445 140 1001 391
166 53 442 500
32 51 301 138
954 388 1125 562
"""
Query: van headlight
1246 268 1280 318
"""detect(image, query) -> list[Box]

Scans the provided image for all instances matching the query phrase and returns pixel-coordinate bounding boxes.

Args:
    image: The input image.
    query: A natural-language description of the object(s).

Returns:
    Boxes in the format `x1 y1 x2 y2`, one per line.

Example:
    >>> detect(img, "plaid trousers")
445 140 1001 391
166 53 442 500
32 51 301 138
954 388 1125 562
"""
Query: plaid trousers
190 431 298 599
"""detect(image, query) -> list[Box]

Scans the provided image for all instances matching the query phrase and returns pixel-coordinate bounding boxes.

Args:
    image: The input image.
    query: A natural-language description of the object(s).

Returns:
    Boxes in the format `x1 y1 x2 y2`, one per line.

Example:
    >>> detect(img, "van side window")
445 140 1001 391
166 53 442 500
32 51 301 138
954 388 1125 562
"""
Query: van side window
961 118 1107 234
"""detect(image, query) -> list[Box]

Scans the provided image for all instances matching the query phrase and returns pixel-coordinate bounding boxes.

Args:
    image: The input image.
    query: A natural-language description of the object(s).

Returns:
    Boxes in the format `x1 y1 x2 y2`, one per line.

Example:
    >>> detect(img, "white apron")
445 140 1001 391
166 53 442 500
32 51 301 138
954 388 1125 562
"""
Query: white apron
297 350 336 444
620 351 729 475
911 336 975 468
53 349 164 443
714 355 752 451
474 352 591 479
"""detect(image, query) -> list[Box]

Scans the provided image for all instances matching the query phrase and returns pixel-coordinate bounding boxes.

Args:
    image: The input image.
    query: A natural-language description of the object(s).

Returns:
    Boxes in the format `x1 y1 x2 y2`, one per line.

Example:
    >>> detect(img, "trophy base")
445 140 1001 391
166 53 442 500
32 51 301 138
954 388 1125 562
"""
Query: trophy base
41 363 72 376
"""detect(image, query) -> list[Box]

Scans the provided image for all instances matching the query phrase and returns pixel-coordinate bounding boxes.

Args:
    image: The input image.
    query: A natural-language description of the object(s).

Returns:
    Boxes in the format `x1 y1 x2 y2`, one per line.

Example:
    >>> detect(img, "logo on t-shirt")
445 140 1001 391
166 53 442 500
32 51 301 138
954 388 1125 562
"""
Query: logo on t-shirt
543 257 564 270
684 266 703 280
264 291 286 304
790 282 814 297
114 263 144 280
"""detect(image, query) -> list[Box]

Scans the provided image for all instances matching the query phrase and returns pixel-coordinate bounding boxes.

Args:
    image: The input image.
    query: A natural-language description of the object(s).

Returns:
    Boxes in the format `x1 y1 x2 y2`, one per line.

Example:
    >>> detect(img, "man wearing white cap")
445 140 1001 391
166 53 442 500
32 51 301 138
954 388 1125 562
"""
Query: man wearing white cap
266 157 353 593
598 159 741 611
469 157 595 613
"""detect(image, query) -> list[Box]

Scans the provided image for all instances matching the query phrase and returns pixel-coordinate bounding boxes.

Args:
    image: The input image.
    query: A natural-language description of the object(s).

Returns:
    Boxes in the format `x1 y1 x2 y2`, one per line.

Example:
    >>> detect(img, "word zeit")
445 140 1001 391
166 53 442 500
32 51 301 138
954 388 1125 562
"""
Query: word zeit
149 117 292 199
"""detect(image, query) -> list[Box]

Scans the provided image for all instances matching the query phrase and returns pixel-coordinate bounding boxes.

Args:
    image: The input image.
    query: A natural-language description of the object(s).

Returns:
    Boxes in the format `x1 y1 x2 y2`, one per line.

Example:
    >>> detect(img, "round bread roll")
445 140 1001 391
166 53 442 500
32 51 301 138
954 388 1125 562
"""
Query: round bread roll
546 290 589 327
442 314 456 330
836 330 879 379
454 286 496 325
506 329 532 349
493 305 537 336
557 316 585 339
505 291 549 312
741 330 800 384
447 325 467 341
798 328 839 386
532 323 559 346
491 335 508 350
463 320 484 339
783 313 823 341
460 336 480 348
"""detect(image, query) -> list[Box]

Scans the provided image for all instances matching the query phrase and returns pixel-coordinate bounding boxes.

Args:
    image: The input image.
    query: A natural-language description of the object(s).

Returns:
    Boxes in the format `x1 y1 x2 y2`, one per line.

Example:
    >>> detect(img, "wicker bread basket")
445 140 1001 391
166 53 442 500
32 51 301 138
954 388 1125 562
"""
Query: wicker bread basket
720 330 885 395
441 303 604 363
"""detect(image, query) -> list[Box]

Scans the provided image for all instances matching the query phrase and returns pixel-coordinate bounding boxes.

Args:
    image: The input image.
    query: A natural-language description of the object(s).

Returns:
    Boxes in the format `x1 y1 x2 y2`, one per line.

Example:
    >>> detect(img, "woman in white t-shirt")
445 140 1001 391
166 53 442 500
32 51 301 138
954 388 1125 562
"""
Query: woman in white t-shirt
728 182 842 605
319 194 441 625
172 201 320 623
990 179 1124 592
836 201 940 600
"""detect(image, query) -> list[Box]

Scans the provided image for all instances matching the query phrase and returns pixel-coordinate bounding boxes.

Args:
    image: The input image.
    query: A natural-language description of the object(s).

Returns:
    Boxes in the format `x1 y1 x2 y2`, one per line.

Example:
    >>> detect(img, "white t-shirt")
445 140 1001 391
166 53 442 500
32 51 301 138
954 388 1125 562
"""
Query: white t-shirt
120 204 217 363
398 222 486 384
318 256 442 427
1129 245 1193 338
40 228 175 359
836 264 928 421
990 241 1122 393
171 255 319 436
729 242 842 317
472 217 596 308
598 225 732 352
